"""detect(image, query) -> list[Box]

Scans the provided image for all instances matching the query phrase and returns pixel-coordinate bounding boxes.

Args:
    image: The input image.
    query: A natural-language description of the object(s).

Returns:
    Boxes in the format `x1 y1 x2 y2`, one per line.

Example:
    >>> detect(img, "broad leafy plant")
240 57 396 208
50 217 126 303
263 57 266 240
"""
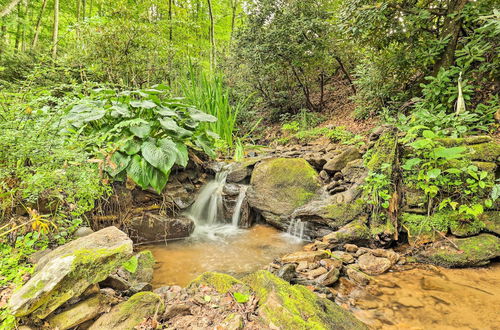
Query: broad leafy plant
65 86 218 193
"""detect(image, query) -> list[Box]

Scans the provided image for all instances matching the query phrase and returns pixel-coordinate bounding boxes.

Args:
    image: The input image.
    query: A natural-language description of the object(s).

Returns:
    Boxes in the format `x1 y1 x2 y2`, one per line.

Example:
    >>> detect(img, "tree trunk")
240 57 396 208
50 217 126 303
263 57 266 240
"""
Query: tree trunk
432 0 468 74
20 0 28 51
0 0 22 18
52 0 59 59
32 0 47 49
168 0 173 41
207 0 216 70
14 2 21 51
76 0 80 21
82 0 86 20
230 0 237 45
335 56 356 93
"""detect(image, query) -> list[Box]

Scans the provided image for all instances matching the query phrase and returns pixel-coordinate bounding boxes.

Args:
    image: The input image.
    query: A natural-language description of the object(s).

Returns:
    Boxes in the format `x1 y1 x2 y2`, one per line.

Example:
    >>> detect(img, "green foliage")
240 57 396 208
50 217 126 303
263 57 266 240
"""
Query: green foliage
122 256 139 273
279 123 363 146
65 86 218 193
362 164 392 211
180 66 244 150
401 130 494 219
233 292 250 303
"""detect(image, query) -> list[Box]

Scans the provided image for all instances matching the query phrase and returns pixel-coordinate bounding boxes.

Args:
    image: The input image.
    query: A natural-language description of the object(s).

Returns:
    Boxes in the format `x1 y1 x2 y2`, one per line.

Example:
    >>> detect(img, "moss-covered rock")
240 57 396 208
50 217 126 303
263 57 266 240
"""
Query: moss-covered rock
481 211 500 235
89 292 164 330
322 217 370 247
323 146 362 173
9 226 133 319
247 158 321 217
188 272 248 294
47 294 111 330
467 142 500 162
416 234 500 267
435 136 492 147
243 270 367 330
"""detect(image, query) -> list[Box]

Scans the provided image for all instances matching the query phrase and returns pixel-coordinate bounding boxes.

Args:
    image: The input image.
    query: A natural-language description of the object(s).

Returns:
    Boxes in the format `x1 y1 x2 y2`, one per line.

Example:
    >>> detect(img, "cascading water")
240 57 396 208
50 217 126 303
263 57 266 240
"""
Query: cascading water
231 185 249 227
187 171 228 225
286 218 306 241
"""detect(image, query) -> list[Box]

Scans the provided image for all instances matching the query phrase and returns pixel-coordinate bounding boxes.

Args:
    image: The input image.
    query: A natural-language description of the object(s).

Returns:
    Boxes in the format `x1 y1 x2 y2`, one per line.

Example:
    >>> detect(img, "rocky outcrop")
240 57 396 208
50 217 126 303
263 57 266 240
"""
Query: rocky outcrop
89 292 164 330
416 233 500 267
247 158 321 227
9 227 133 319
127 213 194 243
323 146 362 173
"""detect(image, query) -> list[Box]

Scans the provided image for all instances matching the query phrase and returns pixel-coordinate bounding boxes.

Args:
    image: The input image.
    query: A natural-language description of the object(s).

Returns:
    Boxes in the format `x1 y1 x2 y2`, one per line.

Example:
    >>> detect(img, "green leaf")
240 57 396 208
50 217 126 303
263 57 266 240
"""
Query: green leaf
159 117 193 137
110 102 131 118
130 100 157 109
150 168 169 193
122 256 138 273
233 292 250 303
121 139 142 155
174 142 189 167
422 130 436 138
130 122 151 138
402 158 421 170
434 146 466 160
427 168 441 179
127 155 151 189
156 107 179 117
491 184 500 201
189 109 217 122
141 140 175 175
106 151 130 177
195 134 216 158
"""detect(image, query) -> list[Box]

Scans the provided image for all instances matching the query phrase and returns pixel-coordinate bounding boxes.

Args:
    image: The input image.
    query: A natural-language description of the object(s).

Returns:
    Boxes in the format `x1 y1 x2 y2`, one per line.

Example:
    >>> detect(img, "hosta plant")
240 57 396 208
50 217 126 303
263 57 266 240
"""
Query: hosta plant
64 85 218 193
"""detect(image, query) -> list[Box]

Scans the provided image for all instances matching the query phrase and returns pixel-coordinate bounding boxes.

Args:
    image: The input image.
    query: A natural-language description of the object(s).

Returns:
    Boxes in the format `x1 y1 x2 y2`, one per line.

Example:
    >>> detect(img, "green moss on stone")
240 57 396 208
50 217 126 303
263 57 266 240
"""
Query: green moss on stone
243 270 367 330
435 136 491 147
188 272 248 294
321 199 365 221
365 131 398 174
467 142 500 162
417 234 500 267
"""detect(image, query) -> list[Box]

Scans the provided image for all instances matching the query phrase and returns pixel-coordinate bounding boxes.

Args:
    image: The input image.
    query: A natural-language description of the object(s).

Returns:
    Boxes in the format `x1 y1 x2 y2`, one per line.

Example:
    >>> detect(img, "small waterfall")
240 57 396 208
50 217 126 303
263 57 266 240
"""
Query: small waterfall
231 185 249 227
187 171 228 225
287 218 306 240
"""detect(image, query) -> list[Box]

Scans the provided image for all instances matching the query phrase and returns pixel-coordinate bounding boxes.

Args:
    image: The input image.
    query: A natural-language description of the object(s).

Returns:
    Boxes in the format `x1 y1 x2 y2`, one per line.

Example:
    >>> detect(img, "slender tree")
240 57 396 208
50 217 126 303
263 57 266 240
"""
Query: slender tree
207 0 216 70
0 0 22 18
32 0 47 49
52 0 59 58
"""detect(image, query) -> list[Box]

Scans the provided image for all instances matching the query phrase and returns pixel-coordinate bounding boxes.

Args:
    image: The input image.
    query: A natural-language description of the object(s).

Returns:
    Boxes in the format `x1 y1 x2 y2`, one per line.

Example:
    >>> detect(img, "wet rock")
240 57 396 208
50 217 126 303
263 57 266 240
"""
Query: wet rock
226 162 252 183
355 247 371 257
370 249 399 265
306 266 328 279
74 226 94 238
277 263 296 282
9 227 133 319
357 254 392 275
332 172 344 181
163 180 195 208
416 234 500 267
243 270 367 329
319 170 330 181
344 244 358 253
128 213 194 243
315 268 340 286
164 303 191 320
346 266 370 286
323 147 362 173
481 211 500 235
90 292 164 330
330 186 347 194
331 251 355 264
47 294 112 330
296 261 309 272
247 158 321 222
320 258 343 270
281 250 329 264
322 217 371 247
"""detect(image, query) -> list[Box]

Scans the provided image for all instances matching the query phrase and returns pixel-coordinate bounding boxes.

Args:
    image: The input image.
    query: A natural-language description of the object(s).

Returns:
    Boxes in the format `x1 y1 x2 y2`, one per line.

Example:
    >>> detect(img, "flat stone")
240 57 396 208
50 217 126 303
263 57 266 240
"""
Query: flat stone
163 303 191 320
323 147 362 173
315 268 340 286
281 251 329 264
127 213 194 243
370 249 399 265
90 292 165 329
346 266 370 286
331 251 355 264
277 263 296 282
9 227 133 319
319 258 342 270
344 244 358 253
306 266 328 279
357 253 392 275
48 294 111 330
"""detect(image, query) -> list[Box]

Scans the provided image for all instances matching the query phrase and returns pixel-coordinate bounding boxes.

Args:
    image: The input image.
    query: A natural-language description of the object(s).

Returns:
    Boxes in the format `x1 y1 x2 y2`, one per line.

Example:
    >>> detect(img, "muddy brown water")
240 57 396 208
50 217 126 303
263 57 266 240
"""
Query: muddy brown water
144 224 304 287
352 263 500 330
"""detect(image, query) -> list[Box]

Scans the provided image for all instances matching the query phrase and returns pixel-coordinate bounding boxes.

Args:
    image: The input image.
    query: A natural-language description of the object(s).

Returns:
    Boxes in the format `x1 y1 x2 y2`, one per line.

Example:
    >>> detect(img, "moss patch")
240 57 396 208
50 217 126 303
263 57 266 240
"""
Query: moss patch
243 270 367 330
467 142 500 162
416 234 500 267
188 272 248 294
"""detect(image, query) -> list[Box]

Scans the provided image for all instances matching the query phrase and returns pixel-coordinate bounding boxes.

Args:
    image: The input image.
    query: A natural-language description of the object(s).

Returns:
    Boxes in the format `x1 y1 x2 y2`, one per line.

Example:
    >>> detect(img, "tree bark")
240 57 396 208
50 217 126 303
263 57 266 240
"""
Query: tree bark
76 0 80 21
335 56 356 93
207 0 216 70
32 0 47 49
229 0 237 45
0 0 22 18
432 0 469 74
168 0 173 41
52 0 59 58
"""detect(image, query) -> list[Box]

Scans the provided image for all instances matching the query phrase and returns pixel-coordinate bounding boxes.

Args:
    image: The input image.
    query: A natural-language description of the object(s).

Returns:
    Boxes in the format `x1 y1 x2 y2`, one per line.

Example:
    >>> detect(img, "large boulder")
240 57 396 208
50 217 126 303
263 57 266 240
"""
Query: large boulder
9 227 133 319
243 270 367 330
416 234 500 267
247 158 321 222
89 292 164 330
127 213 195 243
